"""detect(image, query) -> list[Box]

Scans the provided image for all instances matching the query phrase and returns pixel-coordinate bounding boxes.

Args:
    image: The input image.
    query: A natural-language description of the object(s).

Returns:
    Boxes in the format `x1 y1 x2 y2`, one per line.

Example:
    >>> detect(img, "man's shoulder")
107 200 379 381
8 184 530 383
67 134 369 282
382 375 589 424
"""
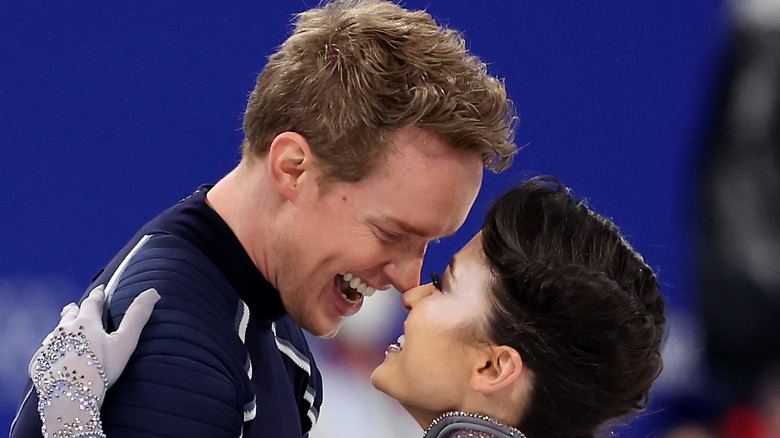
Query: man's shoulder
105 233 241 342
97 232 249 393
97 234 254 437
101 232 232 303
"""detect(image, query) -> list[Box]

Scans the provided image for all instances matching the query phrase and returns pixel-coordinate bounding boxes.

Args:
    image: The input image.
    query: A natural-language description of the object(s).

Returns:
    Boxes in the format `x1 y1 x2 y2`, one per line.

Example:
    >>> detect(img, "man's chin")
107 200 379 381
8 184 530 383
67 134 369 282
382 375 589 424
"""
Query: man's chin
301 318 342 339
317 326 341 339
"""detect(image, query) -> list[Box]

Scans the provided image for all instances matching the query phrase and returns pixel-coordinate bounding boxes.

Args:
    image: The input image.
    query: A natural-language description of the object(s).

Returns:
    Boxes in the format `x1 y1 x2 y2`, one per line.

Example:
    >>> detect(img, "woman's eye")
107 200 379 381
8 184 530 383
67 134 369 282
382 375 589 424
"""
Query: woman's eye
430 271 442 291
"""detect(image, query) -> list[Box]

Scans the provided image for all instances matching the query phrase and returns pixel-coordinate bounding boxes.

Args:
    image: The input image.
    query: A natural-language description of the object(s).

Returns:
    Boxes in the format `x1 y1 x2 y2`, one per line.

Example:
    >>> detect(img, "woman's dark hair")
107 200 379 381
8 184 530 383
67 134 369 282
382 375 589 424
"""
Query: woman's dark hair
481 176 666 438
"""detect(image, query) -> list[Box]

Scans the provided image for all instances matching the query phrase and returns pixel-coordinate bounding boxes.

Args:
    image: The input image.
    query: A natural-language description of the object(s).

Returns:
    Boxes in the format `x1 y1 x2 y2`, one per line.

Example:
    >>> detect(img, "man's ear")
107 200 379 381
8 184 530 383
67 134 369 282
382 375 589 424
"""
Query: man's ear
268 132 315 201
471 345 524 394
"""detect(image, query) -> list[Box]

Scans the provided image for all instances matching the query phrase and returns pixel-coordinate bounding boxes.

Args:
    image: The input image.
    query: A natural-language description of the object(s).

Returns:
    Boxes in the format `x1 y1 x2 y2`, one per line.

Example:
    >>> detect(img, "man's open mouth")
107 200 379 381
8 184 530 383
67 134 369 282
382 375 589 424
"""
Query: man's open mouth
336 272 376 303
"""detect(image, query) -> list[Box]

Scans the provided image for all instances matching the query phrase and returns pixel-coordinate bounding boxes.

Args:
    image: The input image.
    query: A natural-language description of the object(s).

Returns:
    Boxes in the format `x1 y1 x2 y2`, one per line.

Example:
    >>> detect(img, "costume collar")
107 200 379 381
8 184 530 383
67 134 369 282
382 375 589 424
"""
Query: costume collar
424 411 526 438
146 185 286 323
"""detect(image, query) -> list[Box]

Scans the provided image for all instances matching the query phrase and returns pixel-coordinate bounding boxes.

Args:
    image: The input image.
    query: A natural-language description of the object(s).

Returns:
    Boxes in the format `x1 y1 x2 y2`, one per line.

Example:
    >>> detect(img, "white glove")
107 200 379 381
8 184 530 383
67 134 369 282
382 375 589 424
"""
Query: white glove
28 284 159 438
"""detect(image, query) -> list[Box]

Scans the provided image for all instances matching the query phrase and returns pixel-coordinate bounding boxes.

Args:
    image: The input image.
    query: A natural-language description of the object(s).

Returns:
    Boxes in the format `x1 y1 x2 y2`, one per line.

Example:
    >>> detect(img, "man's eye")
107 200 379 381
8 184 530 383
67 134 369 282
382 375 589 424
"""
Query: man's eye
377 228 401 242
430 271 442 291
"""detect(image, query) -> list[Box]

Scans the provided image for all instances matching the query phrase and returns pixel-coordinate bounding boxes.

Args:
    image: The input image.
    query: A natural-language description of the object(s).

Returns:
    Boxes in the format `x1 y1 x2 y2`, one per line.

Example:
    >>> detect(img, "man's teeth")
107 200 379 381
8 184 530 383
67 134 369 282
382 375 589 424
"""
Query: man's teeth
397 334 405 349
340 272 376 297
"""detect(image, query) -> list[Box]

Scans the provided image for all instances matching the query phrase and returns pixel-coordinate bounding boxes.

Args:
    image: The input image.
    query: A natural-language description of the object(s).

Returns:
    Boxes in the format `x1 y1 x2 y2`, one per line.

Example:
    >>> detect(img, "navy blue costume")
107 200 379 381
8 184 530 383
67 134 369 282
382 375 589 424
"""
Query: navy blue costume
11 186 322 437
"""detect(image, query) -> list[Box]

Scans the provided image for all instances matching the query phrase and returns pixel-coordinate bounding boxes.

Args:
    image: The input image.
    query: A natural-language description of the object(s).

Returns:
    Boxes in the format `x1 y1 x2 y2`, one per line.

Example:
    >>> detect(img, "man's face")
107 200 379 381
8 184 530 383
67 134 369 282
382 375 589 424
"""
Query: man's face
274 126 483 338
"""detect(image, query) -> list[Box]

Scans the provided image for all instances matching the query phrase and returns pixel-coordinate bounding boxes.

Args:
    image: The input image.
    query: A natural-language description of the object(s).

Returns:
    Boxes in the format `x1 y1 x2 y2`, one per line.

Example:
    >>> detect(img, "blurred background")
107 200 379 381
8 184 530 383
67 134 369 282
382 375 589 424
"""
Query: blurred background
2 0 777 436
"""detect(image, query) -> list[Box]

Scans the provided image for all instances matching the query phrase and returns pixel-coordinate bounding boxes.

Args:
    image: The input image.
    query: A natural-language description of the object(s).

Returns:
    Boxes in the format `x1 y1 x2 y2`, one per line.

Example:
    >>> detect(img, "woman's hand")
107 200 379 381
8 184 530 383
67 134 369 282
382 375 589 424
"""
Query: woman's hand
28 284 159 438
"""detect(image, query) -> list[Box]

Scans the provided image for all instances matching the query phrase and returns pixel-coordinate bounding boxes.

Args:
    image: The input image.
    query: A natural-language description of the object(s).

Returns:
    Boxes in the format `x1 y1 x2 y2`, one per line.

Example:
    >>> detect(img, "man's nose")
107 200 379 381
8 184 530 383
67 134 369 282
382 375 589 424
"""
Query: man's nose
383 246 426 293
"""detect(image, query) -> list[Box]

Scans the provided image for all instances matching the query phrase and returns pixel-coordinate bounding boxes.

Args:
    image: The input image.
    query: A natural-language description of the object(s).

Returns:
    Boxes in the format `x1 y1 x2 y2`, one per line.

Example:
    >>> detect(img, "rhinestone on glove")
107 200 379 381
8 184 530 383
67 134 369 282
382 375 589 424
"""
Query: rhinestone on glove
32 327 107 438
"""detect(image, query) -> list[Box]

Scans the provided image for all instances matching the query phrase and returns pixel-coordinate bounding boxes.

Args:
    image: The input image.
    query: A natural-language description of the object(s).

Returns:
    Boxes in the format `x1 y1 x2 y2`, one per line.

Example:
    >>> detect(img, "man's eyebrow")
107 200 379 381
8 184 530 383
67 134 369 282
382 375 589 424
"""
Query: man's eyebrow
387 218 457 239
387 218 429 238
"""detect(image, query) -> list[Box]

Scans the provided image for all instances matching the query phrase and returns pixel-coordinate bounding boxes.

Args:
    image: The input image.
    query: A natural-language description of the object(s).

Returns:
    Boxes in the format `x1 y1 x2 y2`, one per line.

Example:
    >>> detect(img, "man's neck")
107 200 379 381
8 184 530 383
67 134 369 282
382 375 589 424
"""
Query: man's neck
206 158 279 285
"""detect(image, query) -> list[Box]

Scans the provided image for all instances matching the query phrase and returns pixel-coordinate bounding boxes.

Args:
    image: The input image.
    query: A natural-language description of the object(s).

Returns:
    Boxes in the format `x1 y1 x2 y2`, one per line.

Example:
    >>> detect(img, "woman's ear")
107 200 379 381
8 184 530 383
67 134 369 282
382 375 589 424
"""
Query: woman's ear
268 131 315 201
471 345 524 394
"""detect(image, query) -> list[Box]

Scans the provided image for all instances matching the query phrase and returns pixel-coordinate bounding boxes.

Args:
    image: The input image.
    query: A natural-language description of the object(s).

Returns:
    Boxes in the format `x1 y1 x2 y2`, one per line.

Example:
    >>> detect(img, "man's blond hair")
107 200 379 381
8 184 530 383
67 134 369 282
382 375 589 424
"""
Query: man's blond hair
242 0 517 182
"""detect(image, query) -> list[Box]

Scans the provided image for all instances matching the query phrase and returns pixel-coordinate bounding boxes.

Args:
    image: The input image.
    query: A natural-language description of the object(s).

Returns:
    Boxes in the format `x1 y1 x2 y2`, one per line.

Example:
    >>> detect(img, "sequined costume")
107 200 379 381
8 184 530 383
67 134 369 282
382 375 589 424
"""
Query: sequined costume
11 186 322 438
424 412 526 438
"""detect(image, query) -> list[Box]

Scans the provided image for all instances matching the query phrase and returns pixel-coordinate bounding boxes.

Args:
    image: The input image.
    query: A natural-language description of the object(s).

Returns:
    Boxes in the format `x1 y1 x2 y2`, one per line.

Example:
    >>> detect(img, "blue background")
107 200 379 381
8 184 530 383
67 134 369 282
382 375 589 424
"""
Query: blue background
1 1 728 435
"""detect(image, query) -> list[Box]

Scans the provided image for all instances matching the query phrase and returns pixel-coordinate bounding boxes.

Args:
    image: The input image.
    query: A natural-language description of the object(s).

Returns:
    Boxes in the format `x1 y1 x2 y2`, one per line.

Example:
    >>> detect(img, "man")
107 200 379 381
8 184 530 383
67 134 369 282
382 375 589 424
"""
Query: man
11 0 516 436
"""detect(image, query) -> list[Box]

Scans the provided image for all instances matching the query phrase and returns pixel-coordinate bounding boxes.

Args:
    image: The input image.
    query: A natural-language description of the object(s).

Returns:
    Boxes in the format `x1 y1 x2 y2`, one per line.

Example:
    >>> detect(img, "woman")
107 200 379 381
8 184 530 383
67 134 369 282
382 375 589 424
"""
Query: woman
29 177 665 438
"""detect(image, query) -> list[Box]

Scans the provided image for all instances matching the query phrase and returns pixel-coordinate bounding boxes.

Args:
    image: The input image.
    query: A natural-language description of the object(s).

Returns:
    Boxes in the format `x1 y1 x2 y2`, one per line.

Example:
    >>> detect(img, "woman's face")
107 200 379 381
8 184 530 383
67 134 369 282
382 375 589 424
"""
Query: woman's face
370 232 494 427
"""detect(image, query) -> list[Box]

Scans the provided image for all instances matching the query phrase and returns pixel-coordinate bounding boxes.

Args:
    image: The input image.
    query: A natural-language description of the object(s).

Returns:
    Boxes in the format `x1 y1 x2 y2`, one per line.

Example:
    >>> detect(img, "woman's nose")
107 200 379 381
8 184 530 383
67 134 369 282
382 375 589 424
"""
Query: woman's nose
400 282 434 312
